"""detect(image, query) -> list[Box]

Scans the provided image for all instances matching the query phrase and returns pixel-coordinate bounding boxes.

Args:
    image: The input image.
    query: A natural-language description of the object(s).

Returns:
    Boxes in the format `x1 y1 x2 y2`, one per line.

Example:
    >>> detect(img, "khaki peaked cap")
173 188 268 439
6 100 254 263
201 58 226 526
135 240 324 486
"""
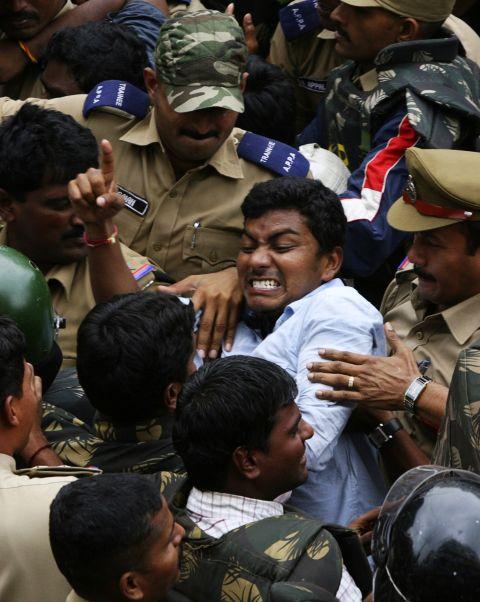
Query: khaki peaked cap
340 0 454 22
387 148 480 232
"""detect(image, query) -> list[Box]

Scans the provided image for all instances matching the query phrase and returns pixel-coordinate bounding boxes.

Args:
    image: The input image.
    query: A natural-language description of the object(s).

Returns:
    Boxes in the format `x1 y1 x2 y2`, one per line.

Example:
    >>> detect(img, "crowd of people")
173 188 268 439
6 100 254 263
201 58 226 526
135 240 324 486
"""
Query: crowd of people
1 0 480 600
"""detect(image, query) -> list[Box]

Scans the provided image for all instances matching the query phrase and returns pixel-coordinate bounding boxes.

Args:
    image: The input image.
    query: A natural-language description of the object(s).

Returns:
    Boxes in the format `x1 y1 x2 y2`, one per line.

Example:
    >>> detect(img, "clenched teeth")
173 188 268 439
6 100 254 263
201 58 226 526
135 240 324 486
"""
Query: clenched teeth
251 279 280 289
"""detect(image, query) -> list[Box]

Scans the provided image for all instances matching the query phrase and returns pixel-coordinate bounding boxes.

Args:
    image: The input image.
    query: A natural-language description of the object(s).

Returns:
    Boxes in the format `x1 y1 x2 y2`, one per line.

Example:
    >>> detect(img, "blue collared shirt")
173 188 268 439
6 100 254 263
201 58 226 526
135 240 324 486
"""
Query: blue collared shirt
226 279 387 525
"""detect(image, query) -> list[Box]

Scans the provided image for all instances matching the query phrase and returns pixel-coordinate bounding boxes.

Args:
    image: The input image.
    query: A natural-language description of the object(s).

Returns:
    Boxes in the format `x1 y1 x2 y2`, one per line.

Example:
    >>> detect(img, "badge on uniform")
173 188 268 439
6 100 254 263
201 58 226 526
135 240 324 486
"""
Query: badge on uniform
83 80 150 119
297 77 327 94
237 132 310 178
279 0 321 41
117 185 149 216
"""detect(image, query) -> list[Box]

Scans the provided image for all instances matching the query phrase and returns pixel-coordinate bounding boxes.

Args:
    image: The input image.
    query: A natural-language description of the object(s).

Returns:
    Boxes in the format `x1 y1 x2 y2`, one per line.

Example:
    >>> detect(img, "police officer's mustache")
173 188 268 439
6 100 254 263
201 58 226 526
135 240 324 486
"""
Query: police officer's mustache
413 266 436 282
180 127 219 140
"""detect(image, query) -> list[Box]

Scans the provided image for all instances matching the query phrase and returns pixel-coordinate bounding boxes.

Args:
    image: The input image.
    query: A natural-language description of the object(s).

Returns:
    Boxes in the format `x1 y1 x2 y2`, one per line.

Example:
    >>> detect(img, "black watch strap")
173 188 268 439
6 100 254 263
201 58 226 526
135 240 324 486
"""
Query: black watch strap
368 418 403 449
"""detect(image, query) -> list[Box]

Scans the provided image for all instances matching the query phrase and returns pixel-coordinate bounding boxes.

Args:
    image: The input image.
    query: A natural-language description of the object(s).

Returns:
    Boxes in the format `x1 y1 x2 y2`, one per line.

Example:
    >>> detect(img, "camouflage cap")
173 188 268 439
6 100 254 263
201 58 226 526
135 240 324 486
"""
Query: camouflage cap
387 148 480 233
339 0 454 22
155 10 247 113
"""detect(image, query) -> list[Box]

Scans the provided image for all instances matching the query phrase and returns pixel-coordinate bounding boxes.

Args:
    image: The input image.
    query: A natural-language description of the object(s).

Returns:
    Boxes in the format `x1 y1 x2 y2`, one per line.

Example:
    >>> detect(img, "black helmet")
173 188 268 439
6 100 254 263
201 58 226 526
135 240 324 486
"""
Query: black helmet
372 465 480 602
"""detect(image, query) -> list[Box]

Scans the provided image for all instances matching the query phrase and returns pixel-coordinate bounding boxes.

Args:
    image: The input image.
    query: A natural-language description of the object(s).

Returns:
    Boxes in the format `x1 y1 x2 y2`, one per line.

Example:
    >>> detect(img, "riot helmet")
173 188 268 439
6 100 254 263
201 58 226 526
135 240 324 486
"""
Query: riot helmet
372 465 480 602
0 246 63 390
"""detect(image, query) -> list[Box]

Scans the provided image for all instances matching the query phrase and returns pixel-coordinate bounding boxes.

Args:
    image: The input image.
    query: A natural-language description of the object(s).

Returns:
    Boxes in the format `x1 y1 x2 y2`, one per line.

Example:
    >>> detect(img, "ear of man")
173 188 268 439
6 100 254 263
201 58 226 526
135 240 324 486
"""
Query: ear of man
163 382 182 412
119 572 145 601
232 446 262 480
0 189 16 223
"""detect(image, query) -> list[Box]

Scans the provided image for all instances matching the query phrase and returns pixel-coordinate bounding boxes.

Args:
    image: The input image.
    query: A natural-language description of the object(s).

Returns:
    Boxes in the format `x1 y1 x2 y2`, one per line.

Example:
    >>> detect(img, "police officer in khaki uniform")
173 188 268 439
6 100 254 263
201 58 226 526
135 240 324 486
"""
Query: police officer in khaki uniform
269 0 342 132
306 147 480 460
0 10 308 357
0 105 157 367
270 0 480 133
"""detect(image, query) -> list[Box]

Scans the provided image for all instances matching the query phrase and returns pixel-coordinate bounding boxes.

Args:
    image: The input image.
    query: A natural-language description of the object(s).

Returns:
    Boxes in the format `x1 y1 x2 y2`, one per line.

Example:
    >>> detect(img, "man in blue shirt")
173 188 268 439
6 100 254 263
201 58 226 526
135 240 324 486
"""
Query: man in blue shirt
227 176 386 524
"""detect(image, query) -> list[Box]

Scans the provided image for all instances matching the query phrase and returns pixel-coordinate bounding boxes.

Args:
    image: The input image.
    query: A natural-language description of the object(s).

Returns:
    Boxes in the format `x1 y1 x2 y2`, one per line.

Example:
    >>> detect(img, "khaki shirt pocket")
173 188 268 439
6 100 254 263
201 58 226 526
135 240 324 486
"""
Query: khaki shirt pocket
182 226 241 272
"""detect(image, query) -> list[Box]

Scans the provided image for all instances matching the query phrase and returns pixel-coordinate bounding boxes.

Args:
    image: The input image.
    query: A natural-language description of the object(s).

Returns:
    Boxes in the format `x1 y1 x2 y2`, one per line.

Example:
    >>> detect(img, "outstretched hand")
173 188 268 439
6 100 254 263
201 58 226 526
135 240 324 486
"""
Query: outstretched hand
307 323 421 410
225 4 259 54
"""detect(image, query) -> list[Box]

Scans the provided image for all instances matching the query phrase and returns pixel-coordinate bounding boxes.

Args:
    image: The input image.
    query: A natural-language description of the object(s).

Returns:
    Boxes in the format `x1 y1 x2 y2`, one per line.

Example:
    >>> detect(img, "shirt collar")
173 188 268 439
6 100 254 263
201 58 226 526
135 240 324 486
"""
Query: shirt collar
120 110 244 179
94 412 174 443
46 262 79 302
186 487 283 528
0 453 15 471
408 279 480 345
275 278 344 329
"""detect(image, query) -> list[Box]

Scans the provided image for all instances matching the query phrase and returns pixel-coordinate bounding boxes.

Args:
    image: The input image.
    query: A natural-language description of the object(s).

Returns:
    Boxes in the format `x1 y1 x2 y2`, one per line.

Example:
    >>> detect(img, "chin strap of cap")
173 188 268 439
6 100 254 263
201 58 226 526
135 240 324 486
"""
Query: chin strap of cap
279 0 321 40
83 80 149 119
402 192 480 221
237 132 310 177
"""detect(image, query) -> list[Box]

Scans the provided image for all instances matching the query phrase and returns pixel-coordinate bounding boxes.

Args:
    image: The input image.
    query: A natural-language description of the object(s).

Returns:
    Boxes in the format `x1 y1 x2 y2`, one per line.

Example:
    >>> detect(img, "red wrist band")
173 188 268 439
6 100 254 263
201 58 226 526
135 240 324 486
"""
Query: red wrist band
18 41 38 64
83 224 119 248
28 443 52 467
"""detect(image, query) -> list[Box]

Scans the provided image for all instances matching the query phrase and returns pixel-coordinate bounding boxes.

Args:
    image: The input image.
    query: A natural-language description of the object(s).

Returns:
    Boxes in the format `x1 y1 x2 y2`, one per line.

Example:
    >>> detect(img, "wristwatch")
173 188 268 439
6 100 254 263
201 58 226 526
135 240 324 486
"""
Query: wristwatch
368 418 403 449
403 376 432 414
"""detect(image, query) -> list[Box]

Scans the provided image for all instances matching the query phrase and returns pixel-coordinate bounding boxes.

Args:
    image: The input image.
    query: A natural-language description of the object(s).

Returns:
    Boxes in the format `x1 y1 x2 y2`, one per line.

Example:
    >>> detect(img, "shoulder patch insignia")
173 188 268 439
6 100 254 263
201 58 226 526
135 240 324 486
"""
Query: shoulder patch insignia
117 185 149 217
83 80 149 119
237 132 310 178
279 0 321 41
297 77 327 94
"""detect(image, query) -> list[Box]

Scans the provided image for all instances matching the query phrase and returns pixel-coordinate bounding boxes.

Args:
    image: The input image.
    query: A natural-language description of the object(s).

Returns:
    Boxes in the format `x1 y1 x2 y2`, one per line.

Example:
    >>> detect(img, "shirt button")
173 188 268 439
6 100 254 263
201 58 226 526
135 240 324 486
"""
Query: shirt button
416 331 424 340
209 250 218 263
169 190 177 198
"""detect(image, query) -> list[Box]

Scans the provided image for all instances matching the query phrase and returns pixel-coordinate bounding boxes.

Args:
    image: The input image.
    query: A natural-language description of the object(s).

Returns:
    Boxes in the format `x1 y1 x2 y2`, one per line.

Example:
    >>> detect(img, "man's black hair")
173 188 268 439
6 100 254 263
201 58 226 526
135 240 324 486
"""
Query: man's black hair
463 221 480 255
44 21 148 95
236 55 297 146
0 316 26 411
173 355 297 491
241 176 346 252
0 104 98 201
77 292 195 424
49 474 163 599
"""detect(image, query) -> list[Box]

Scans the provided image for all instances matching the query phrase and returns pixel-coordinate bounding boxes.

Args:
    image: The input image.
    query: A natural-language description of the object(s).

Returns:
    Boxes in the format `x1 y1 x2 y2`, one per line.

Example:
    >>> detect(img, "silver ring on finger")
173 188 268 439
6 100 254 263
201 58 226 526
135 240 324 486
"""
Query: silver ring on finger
347 375 355 389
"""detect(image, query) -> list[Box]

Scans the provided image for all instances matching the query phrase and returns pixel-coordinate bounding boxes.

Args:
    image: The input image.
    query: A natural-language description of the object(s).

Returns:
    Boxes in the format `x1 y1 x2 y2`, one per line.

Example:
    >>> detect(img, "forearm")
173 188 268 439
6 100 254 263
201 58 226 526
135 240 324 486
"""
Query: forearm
28 0 128 59
86 221 139 303
415 382 448 430
380 428 430 482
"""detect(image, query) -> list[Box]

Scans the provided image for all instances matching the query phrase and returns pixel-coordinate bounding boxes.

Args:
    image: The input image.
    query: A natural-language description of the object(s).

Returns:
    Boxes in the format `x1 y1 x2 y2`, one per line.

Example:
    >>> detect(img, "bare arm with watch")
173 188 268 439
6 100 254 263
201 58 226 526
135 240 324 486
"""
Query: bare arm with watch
307 323 448 429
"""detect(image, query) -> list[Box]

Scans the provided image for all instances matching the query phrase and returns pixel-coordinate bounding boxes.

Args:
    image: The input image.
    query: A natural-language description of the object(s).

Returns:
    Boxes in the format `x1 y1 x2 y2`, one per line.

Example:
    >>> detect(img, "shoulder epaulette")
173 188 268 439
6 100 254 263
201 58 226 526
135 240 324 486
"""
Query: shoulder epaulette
237 132 310 177
15 465 102 479
83 80 149 119
279 0 321 41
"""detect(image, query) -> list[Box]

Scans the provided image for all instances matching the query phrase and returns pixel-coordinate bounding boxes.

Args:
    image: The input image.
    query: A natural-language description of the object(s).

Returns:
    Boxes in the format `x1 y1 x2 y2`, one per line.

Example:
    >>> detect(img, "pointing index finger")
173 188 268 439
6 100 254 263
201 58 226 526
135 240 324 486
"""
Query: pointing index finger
100 139 115 191
315 348 370 365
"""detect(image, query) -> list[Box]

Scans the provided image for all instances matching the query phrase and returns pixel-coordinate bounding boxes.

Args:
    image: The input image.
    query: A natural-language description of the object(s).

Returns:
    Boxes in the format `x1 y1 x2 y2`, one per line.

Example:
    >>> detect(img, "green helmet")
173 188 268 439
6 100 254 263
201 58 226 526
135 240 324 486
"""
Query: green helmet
0 246 56 364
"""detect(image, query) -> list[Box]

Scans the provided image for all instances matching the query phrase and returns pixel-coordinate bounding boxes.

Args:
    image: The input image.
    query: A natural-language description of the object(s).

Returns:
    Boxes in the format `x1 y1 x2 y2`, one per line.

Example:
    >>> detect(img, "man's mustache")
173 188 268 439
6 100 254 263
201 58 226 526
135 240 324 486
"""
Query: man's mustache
180 128 219 140
413 266 436 282
1 11 39 22
62 225 85 240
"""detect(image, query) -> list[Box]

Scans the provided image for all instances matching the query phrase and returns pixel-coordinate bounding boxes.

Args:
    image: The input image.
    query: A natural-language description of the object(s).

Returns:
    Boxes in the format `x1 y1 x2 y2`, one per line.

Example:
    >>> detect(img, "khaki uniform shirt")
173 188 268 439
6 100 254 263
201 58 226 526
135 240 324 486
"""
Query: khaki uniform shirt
0 1 74 100
0 95 275 281
0 453 74 602
269 20 341 132
0 227 156 367
66 592 89 602
381 267 480 457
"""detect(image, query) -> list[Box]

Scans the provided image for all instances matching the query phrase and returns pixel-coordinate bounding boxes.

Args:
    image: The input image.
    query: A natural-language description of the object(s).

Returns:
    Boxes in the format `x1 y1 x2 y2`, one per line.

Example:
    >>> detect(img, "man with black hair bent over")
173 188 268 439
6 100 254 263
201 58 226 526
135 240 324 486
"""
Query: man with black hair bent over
226 176 386 525
43 291 196 473
170 355 370 602
49 473 185 602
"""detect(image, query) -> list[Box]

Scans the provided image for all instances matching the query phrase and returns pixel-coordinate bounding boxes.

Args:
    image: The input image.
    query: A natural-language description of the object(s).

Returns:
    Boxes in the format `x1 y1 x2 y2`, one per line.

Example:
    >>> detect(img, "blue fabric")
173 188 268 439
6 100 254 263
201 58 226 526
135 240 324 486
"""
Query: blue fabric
279 0 321 41
226 279 387 525
237 132 310 177
108 0 167 67
83 80 149 118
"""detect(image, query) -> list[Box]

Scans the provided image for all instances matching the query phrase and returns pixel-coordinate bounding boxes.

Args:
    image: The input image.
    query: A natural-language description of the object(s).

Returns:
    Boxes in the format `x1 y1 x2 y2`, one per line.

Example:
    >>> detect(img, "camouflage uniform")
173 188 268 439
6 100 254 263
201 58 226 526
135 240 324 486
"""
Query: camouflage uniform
42 403 183 474
158 475 371 602
434 340 480 472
